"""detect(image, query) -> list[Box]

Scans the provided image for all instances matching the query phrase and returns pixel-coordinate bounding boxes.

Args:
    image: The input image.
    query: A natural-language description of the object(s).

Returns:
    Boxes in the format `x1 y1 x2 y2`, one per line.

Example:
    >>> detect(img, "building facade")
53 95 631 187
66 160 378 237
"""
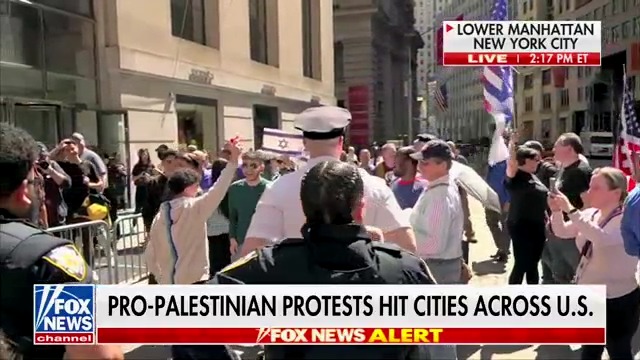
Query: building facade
1 0 335 164
333 0 423 146
432 0 494 142
515 0 640 144
415 0 435 96
0 0 98 146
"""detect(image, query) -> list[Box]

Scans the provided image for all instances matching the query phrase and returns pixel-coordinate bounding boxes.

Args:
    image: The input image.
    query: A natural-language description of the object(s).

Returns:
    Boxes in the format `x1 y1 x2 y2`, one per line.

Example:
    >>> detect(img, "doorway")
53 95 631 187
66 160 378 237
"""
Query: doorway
253 105 279 150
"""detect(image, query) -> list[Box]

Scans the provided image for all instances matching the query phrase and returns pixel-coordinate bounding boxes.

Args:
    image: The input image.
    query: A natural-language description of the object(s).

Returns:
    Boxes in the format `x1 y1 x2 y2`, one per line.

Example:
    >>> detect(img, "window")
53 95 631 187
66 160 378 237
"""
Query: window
170 0 206 45
524 74 533 89
32 0 92 16
622 22 630 38
560 89 570 107
525 96 533 111
522 1 528 13
602 3 609 16
543 93 551 109
558 117 567 133
530 1 533 10
612 0 619 14
565 0 570 11
611 25 620 42
541 119 551 139
586 86 592 101
577 67 583 78
302 0 322 79
577 87 583 101
634 17 640 36
248 0 278 66
542 69 551 85
334 41 344 82
593 7 600 19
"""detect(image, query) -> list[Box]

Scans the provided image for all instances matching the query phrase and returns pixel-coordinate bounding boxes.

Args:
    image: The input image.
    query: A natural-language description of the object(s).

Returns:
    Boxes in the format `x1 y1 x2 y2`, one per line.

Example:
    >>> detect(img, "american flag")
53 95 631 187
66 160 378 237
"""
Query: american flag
434 82 449 111
482 0 514 125
614 71 639 190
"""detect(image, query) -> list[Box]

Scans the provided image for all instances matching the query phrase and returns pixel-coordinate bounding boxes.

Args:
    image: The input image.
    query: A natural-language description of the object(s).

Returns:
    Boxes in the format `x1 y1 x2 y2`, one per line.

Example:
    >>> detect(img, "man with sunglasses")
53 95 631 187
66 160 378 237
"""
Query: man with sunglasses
228 151 271 258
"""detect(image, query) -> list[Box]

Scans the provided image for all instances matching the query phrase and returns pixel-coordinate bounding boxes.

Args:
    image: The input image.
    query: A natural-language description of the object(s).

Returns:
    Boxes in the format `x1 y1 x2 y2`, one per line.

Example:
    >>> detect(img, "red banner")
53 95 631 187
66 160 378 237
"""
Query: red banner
347 85 370 146
436 14 463 65
629 42 640 74
552 67 567 88
96 327 605 345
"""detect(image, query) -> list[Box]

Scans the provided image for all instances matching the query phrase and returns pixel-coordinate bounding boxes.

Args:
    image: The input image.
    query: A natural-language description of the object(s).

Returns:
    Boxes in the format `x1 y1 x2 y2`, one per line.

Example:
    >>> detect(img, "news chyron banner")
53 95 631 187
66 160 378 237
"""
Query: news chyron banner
33 285 606 345
34 284 606 346
442 21 601 66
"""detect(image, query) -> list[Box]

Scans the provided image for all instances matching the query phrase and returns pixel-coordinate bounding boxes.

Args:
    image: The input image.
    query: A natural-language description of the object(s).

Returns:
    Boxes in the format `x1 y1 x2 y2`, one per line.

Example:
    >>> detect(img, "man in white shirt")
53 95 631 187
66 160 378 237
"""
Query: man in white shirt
240 106 416 256
410 140 465 280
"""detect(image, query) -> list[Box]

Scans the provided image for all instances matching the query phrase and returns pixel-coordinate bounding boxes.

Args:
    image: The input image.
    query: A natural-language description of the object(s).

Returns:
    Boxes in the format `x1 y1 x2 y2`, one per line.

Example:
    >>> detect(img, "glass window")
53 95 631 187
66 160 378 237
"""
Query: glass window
43 10 95 77
634 17 640 36
1 1 42 68
31 0 92 16
622 21 630 38
46 73 95 104
170 0 206 45
542 70 551 85
0 1 44 97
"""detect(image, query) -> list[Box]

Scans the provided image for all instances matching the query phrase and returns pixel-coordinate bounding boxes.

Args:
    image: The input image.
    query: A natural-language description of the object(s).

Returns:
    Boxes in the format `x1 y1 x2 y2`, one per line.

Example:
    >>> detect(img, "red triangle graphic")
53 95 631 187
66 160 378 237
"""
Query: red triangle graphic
446 24 454 32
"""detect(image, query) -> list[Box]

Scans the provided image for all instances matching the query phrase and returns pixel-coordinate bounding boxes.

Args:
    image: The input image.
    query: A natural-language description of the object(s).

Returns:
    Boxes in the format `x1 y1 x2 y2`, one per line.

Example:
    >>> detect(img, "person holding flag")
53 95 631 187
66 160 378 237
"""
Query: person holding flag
619 67 640 258
480 0 515 263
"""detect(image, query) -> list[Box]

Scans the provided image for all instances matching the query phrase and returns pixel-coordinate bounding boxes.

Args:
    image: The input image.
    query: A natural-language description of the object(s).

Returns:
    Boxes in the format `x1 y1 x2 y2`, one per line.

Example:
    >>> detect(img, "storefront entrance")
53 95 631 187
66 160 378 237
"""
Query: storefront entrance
0 98 74 147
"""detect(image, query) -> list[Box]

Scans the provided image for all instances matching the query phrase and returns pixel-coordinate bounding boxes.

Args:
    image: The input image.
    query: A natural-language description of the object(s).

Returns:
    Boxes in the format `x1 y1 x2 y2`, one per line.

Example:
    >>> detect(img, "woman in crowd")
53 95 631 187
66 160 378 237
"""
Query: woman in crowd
549 167 639 360
504 136 548 285
132 148 156 213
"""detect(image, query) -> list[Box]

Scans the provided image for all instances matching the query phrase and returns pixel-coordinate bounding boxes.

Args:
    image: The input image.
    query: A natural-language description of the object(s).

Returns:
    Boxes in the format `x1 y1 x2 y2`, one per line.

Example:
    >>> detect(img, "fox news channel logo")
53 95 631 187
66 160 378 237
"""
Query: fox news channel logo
33 284 95 344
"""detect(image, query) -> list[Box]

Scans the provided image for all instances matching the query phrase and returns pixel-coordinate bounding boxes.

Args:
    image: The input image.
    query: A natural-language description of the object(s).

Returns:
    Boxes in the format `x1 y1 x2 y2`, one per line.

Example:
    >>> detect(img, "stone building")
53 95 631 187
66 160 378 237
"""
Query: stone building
333 0 423 146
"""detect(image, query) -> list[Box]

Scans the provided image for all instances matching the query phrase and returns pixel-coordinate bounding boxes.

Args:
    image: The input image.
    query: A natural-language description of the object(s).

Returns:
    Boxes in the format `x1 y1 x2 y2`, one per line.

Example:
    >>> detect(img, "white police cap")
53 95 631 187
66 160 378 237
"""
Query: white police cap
294 106 351 140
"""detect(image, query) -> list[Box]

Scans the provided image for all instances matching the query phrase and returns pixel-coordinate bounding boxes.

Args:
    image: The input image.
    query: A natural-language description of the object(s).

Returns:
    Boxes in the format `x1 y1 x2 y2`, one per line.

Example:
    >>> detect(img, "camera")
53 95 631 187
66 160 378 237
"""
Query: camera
38 160 50 170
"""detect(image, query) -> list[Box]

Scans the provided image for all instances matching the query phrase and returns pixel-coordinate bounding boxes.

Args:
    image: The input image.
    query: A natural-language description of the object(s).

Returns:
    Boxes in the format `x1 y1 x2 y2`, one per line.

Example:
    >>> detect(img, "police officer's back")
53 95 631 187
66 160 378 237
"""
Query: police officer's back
0 123 123 360
211 160 434 359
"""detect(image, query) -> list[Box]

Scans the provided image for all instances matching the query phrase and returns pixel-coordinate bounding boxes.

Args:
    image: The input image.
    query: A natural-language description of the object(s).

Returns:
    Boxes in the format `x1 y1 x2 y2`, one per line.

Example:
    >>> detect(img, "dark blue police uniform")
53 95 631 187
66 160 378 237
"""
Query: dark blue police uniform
183 223 435 360
0 209 93 360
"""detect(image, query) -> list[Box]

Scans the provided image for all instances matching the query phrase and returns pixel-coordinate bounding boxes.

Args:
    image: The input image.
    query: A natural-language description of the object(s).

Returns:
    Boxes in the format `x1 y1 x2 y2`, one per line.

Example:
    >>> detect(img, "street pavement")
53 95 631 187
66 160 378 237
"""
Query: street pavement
123 161 635 359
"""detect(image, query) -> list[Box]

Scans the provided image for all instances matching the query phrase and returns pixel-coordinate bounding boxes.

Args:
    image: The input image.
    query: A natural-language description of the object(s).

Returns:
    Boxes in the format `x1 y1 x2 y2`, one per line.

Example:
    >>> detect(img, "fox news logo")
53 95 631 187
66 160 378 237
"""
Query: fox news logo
34 284 95 344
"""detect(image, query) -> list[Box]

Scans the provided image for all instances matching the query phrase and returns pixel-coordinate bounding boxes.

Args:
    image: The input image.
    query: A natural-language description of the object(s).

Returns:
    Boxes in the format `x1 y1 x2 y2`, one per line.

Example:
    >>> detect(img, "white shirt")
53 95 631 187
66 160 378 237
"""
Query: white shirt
245 156 410 242
410 175 464 260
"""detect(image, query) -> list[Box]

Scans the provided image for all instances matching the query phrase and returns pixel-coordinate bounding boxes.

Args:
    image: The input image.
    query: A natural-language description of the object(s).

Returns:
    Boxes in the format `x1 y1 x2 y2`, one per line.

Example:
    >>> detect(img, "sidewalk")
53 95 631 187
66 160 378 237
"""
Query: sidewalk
125 198 639 359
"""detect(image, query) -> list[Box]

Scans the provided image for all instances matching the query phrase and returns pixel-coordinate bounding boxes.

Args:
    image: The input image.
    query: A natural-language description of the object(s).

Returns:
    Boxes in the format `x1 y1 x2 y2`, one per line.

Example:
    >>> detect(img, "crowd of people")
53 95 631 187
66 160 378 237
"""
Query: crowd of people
0 100 639 359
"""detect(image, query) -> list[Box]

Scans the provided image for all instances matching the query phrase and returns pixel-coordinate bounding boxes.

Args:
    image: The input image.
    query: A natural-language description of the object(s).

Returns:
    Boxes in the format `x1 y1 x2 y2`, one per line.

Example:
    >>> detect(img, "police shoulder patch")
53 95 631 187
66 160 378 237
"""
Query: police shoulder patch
220 251 258 273
42 244 88 281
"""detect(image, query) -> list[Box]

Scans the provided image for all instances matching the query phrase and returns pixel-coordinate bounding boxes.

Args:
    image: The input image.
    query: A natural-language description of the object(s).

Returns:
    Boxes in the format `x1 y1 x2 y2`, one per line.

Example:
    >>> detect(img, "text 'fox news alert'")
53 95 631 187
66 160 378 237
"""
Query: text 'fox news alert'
442 21 602 66
33 284 95 345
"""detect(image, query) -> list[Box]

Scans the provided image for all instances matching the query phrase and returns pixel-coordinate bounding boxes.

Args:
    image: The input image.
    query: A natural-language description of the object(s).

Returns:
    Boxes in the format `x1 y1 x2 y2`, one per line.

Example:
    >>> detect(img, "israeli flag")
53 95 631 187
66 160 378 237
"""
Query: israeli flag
262 128 305 156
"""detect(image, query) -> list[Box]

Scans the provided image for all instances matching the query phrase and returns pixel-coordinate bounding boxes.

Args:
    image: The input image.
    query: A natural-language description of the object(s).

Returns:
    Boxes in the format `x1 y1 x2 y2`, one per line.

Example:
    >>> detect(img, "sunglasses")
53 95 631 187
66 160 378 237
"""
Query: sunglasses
242 163 260 170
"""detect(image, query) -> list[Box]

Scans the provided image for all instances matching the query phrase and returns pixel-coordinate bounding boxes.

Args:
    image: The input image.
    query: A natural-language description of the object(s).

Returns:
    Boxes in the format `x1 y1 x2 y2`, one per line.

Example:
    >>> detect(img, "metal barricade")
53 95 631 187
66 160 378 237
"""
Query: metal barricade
111 213 149 284
48 220 115 284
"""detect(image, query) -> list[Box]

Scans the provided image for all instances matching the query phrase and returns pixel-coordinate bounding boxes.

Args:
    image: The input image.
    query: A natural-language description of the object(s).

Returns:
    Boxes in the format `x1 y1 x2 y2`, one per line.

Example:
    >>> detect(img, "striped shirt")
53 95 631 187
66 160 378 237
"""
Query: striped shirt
410 175 464 260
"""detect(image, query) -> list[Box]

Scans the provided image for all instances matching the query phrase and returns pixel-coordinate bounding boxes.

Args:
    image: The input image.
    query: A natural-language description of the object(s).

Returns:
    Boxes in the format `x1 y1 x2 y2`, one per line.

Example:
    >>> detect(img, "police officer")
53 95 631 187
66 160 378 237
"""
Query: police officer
211 160 433 359
0 123 123 360
241 106 416 256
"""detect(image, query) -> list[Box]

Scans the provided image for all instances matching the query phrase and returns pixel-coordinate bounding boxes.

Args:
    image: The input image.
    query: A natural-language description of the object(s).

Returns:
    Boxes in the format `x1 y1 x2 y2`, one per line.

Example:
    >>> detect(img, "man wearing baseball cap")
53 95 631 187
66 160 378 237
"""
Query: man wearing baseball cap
408 139 462 359
70 132 107 191
240 106 416 256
